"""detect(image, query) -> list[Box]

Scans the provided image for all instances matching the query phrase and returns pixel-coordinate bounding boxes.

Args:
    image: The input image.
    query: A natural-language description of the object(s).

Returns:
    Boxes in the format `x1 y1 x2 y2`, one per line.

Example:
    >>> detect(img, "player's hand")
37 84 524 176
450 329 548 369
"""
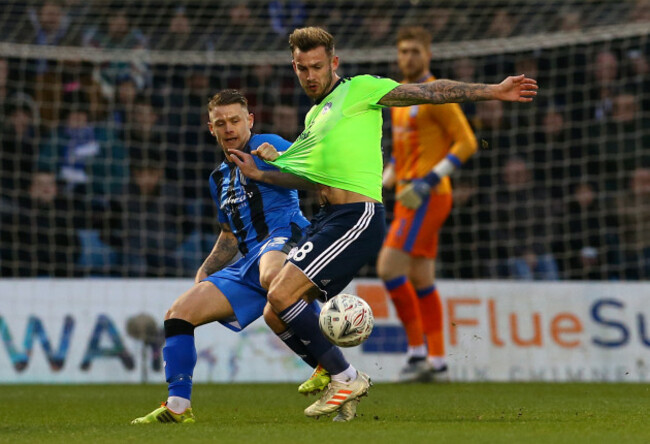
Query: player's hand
252 142 280 161
396 172 441 209
229 149 263 181
494 74 538 102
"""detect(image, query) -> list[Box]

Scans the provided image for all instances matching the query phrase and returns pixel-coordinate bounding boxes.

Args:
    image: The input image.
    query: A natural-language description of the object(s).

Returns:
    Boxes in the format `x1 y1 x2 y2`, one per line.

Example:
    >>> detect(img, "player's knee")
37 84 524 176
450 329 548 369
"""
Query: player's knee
259 266 281 291
263 303 286 333
165 297 193 323
377 260 399 282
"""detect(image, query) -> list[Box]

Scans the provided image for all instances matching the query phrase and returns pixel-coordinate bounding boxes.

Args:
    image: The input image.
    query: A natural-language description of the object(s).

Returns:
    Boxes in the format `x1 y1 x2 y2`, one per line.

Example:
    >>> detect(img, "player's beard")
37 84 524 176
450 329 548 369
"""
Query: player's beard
307 70 334 102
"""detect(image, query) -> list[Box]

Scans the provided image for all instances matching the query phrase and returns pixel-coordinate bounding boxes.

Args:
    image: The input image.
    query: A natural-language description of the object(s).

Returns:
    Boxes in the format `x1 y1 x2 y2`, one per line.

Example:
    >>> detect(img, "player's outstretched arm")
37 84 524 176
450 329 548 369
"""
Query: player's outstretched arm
378 74 538 107
195 224 238 283
230 149 318 191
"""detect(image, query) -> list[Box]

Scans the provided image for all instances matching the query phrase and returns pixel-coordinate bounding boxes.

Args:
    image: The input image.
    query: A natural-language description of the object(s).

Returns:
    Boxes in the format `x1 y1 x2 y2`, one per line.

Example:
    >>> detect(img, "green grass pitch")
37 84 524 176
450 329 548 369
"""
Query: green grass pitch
1 383 648 443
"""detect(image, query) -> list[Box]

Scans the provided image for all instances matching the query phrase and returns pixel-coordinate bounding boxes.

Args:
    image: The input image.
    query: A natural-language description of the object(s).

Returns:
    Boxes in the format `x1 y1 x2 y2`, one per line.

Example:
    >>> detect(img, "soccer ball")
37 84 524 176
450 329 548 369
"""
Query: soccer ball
318 293 374 347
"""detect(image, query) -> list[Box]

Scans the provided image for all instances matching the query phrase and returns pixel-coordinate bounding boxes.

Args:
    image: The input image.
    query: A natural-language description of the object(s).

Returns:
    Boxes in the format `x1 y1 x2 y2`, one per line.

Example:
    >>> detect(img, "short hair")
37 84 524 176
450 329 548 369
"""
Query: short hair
208 89 248 113
396 26 432 48
289 27 335 57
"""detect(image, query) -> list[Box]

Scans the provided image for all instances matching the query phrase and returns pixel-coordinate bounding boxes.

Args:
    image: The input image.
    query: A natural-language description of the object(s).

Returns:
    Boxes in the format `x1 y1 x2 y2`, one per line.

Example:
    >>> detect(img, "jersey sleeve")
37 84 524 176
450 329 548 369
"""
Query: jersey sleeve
343 75 400 115
426 103 478 162
209 174 229 224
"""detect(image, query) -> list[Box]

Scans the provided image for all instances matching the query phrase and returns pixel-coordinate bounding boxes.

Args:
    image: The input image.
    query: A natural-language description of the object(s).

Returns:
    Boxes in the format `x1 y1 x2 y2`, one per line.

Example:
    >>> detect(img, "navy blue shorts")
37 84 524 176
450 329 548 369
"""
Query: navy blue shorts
287 202 385 300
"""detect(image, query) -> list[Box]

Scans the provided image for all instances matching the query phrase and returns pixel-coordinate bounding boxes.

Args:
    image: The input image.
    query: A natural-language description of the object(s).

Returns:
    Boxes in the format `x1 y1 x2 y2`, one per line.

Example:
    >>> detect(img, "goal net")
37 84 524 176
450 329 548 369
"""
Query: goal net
0 0 648 280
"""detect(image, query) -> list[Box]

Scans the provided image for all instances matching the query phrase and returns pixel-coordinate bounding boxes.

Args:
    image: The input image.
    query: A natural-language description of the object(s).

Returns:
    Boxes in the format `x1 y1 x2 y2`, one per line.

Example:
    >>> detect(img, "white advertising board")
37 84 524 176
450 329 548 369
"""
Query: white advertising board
0 279 648 383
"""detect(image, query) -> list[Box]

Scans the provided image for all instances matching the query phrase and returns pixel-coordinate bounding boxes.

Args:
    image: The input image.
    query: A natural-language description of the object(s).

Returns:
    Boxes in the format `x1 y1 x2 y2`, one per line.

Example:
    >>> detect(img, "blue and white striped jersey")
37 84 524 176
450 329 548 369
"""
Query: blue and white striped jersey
209 134 310 255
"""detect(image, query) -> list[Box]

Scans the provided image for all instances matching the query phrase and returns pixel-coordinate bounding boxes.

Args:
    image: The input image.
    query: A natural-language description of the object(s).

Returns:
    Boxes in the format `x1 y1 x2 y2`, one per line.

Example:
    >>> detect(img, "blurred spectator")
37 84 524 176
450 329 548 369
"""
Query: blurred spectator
470 100 517 188
617 167 650 279
269 1 306 37
554 181 617 280
357 12 392 47
530 106 585 199
216 3 264 49
438 176 491 279
107 73 138 135
0 171 81 277
27 1 76 52
125 97 173 177
489 156 559 280
24 1 96 125
154 6 215 51
271 103 300 141
83 7 149 100
167 66 218 199
106 154 187 277
623 47 650 113
556 8 582 32
0 58 9 111
37 99 128 197
451 57 478 120
0 102 41 201
629 0 650 23
587 92 650 193
589 50 620 122
485 9 516 39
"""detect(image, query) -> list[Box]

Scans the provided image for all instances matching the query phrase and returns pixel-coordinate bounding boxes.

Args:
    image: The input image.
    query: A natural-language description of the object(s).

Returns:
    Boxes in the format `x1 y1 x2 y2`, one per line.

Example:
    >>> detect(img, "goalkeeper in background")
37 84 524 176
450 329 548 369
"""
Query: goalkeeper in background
377 26 478 382
231 26 536 420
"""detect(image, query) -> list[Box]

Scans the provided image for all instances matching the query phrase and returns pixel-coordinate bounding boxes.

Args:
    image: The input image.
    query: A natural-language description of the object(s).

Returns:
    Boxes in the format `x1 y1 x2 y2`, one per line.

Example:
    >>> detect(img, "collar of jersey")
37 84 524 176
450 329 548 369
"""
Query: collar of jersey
314 77 348 105
224 133 254 165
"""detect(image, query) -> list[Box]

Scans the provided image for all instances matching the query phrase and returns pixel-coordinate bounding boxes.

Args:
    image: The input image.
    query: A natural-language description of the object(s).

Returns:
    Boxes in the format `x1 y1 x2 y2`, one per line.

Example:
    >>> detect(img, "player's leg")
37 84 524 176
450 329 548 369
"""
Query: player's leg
259 242 324 385
377 245 428 379
407 193 453 380
132 281 235 424
263 302 331 394
268 202 384 417
409 257 447 379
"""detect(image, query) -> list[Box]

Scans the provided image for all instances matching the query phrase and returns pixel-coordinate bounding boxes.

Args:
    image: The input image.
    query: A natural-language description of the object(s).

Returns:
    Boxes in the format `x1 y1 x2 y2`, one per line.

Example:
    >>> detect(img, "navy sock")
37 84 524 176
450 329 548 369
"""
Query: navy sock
163 319 197 400
279 299 349 375
278 329 319 368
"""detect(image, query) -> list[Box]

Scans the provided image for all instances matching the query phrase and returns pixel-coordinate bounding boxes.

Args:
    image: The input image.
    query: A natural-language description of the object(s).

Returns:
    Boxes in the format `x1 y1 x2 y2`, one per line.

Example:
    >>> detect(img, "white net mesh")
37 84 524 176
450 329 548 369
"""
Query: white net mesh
0 0 648 279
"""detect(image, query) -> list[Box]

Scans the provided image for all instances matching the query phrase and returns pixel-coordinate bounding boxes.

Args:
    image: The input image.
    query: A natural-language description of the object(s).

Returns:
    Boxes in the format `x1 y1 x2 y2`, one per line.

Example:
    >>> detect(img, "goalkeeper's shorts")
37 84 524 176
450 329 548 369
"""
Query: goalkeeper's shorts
384 192 452 258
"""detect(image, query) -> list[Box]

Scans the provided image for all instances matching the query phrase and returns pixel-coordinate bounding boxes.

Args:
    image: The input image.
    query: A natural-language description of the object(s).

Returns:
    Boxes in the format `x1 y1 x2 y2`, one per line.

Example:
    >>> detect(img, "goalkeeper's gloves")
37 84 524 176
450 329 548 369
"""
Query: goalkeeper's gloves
396 154 463 209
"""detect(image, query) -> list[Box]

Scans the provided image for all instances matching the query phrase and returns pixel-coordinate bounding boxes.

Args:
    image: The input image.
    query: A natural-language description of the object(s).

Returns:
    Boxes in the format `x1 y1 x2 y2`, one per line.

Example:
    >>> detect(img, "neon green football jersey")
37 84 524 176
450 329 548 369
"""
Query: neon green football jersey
269 75 399 202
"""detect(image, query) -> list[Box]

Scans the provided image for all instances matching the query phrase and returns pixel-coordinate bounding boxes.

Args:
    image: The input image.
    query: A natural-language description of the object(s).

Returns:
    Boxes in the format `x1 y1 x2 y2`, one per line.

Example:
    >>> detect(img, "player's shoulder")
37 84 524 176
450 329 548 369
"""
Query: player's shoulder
350 74 392 83
250 133 292 151
209 162 230 185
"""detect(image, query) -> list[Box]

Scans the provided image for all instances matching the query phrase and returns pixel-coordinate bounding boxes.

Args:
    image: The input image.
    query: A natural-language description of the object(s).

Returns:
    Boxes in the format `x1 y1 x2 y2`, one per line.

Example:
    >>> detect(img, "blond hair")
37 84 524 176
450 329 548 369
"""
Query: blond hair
396 26 432 48
207 89 248 113
289 27 335 57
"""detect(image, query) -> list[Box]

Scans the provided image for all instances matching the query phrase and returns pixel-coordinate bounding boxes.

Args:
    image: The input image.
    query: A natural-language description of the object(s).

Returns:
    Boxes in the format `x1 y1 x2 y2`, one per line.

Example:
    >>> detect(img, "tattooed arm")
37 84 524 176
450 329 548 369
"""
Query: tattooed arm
378 75 538 107
195 223 239 283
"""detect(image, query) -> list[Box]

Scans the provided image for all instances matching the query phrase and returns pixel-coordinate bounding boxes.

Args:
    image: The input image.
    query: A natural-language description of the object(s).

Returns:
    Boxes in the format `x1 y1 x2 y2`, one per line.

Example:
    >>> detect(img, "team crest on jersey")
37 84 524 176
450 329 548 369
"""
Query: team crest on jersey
321 102 332 114
409 105 419 117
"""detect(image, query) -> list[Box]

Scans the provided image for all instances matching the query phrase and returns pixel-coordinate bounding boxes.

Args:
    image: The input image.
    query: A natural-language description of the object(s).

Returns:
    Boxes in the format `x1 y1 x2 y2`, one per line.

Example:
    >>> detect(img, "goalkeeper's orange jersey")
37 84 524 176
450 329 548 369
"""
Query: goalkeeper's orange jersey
390 75 477 195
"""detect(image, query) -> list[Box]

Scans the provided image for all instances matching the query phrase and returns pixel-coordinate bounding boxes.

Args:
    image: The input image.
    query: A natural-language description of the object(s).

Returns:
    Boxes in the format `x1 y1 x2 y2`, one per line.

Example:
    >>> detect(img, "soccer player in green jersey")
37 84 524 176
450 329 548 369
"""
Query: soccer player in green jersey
231 26 537 420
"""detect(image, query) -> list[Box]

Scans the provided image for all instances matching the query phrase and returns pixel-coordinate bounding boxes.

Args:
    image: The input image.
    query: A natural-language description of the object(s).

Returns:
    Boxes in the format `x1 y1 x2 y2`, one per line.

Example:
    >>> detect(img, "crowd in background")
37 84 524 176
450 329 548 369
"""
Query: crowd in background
0 0 649 279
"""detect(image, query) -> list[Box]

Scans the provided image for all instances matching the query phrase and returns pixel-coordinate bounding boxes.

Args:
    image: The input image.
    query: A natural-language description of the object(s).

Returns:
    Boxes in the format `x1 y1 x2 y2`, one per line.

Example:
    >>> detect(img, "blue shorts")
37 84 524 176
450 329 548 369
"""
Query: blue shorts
204 225 310 332
287 202 385 300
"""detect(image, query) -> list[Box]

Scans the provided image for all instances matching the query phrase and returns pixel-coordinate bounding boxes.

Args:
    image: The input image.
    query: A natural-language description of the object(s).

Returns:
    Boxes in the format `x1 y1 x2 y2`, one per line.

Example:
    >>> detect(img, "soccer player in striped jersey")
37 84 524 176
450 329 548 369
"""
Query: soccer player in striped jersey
231 27 537 419
132 89 320 424
377 26 478 382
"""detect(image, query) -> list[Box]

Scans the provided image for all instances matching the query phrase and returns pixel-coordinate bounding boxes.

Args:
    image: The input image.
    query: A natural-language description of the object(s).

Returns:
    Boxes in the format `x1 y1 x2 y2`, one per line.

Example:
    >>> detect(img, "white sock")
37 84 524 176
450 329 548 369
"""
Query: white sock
166 396 191 414
407 345 427 359
331 365 358 383
428 356 446 370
